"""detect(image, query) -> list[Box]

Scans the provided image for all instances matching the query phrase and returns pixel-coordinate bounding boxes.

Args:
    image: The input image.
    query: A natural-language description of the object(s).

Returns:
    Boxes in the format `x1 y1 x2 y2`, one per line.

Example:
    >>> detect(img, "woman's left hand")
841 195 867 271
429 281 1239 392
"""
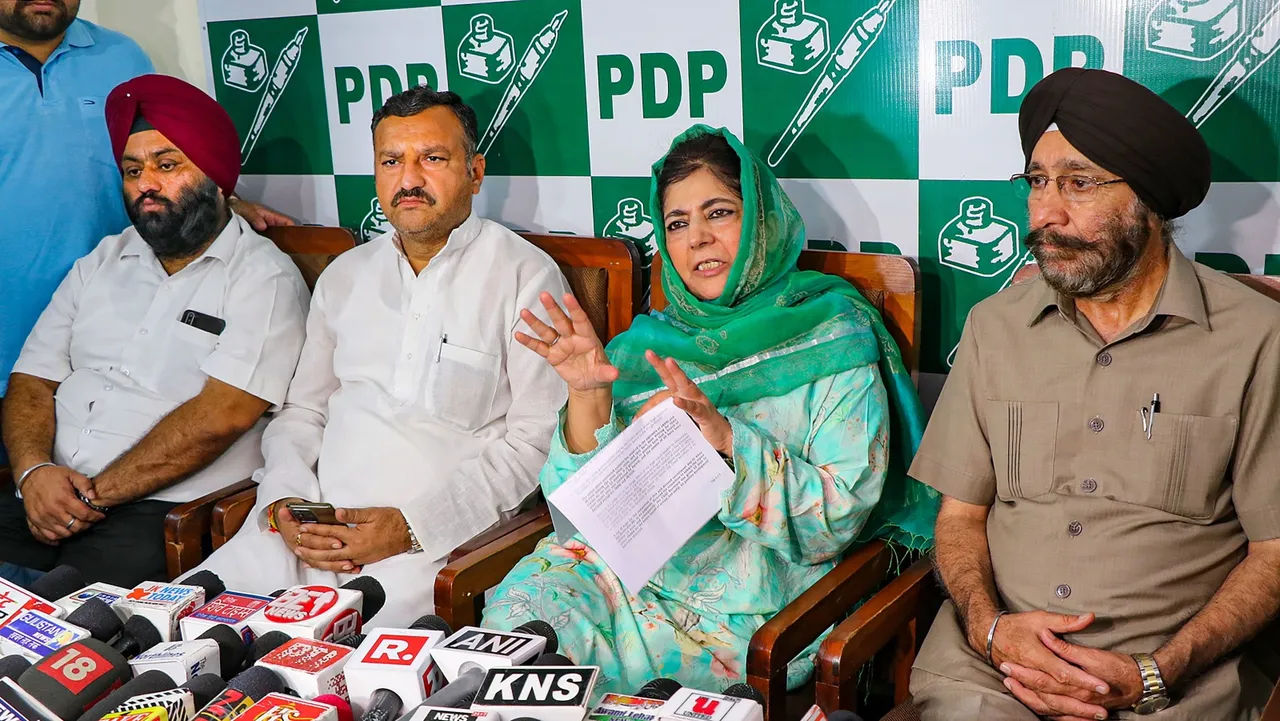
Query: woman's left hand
637 351 733 456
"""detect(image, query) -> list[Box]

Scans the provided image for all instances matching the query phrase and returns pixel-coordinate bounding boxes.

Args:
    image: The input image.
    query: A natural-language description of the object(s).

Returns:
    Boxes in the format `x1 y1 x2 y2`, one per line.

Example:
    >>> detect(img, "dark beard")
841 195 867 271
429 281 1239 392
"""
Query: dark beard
1025 201 1152 299
127 177 227 261
0 1 75 42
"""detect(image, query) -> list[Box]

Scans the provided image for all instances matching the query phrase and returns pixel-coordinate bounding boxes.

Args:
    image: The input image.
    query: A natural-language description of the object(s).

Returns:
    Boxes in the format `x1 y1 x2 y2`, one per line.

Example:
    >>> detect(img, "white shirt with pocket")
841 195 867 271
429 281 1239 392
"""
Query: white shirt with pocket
229 212 568 552
12 213 310 503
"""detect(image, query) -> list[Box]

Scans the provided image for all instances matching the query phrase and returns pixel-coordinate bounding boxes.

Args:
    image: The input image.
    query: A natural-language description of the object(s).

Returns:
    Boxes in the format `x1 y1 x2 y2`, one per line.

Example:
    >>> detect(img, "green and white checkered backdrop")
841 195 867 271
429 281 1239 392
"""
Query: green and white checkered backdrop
199 0 1280 383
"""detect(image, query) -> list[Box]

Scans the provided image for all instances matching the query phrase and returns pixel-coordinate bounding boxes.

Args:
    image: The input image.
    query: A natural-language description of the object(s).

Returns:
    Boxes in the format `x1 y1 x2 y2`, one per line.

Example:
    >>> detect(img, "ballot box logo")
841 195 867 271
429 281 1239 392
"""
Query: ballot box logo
1122 0 1280 183
442 0 590 176
458 14 516 85
360 198 393 243
591 177 657 303
919 180 1030 373
1145 0 1243 61
208 15 333 175
603 198 657 266
756 0 831 74
740 0 918 180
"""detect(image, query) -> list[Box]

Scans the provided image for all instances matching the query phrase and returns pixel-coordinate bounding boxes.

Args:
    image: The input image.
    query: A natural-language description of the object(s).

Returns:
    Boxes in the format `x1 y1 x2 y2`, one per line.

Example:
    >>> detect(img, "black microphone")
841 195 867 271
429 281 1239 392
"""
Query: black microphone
77 670 175 721
514 620 558 655
111 616 162 659
64 600 122 643
182 674 227 710
200 625 247 680
416 652 568 710
244 631 290 669
28 567 87 601
827 712 864 721
190 666 286 721
408 616 451 634
722 683 765 705
635 678 682 701
0 655 33 681
340 577 386 623
358 688 400 721
335 634 365 650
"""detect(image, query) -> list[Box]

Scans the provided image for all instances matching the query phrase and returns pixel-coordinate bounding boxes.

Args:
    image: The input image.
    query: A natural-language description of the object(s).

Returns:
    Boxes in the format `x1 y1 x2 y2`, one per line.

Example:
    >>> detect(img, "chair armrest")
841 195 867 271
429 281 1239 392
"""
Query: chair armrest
211 486 260 550
163 478 258 580
815 557 941 712
448 503 550 563
1262 681 1280 721
434 509 553 629
747 541 893 721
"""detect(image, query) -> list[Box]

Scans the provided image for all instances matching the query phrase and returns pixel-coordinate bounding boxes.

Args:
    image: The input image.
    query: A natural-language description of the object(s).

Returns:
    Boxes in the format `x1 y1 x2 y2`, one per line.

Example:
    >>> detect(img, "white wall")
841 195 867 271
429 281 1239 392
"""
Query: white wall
78 0 205 90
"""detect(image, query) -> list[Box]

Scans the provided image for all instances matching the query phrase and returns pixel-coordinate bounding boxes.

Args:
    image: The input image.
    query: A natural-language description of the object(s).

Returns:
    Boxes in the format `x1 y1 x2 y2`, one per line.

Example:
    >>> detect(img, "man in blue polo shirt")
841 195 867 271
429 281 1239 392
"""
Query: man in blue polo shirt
0 0 291 412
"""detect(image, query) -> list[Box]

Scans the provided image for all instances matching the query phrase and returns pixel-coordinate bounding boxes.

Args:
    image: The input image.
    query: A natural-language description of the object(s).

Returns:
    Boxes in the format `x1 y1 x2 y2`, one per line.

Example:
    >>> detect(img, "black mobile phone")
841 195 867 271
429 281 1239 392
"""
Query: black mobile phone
287 502 338 524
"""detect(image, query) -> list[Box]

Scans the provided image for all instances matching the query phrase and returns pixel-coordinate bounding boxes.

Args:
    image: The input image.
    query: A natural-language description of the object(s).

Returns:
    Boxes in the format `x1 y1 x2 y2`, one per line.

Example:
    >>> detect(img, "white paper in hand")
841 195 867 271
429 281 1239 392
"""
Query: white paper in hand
548 398 735 594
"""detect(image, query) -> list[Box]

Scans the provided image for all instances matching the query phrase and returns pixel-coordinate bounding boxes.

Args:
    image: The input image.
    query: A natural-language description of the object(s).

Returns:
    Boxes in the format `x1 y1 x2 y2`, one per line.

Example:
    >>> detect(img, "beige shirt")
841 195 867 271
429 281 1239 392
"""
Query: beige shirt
911 243 1280 656
13 214 310 503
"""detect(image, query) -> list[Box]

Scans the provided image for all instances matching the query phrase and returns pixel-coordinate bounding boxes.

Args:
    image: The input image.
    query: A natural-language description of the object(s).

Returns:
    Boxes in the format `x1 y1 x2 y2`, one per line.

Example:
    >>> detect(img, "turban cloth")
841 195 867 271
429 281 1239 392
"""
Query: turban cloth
106 74 242 199
1019 68 1211 219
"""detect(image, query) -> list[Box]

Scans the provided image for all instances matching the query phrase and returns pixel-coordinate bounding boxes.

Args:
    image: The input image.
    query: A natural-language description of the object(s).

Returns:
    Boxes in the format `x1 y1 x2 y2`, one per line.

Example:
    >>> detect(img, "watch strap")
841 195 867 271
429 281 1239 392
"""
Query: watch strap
1132 653 1167 703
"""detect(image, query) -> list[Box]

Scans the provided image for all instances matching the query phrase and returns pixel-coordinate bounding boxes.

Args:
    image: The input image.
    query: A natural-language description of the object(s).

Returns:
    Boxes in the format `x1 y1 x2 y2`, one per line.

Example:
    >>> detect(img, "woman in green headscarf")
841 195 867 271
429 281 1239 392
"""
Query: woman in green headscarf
482 126 937 693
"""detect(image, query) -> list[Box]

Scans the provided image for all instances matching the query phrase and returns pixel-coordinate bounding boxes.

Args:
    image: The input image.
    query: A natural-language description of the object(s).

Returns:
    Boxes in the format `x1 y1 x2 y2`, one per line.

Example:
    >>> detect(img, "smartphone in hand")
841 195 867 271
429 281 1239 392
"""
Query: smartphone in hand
287 502 339 524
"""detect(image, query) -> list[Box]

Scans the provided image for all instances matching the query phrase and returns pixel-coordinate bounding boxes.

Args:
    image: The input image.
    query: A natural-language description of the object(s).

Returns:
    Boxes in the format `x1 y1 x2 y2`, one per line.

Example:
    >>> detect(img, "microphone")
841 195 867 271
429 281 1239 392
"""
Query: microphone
227 693 339 721
110 617 163 660
77 671 174 721
179 593 273 646
314 694 353 721
588 677 683 721
655 684 765 721
16 639 137 720
344 616 454 716
335 635 365 650
28 570 88 610
243 633 289 674
429 621 557 682
0 676 61 721
254 637 353 699
116 574 225 643
411 652 567 713
65 602 123 644
180 676 226 711
190 667 286 721
129 624 246 683
95 676 225 721
247 578 386 644
469 657 598 721
53 585 129 620
0 657 33 682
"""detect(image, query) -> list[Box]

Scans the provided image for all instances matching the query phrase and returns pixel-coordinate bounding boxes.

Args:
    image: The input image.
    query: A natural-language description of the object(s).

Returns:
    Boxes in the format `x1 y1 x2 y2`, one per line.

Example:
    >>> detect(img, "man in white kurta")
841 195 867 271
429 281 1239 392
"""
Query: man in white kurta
191 86 569 625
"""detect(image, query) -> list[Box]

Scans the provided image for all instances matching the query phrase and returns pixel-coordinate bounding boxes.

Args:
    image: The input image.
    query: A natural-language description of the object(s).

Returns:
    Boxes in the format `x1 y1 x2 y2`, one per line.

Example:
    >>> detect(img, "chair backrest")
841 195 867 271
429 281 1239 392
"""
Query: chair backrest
650 251 922 378
263 226 358 291
521 234 642 343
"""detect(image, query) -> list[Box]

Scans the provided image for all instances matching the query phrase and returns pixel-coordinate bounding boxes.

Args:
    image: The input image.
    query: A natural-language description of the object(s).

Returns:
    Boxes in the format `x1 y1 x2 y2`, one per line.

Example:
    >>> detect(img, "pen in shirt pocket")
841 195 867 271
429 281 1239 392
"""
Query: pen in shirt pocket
436 334 448 363
1140 392 1160 440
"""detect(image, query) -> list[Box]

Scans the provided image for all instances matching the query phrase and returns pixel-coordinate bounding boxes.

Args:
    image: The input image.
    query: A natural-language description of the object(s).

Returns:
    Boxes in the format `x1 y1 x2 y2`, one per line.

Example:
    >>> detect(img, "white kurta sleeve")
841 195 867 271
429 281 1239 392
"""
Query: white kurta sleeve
251 278 339 530
400 265 570 559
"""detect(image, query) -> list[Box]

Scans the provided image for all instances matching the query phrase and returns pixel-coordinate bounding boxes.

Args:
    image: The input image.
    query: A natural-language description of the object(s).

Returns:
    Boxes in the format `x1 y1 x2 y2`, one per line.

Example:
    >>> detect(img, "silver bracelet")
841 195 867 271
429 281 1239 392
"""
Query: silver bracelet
986 611 1008 665
15 462 56 493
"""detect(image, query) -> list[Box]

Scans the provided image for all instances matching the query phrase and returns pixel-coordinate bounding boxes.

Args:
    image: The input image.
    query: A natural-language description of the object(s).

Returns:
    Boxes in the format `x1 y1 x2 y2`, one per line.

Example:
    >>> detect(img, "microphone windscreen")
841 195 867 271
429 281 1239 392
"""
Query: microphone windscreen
826 712 864 721
78 669 175 721
0 655 31 681
339 577 385 621
28 565 86 600
513 620 558 655
183 673 227 708
197 624 247 678
634 677 682 701
227 666 286 698
122 615 163 654
66 598 124 642
335 634 365 649
247 632 290 665
407 615 451 635
183 571 227 600
313 694 352 721
722 683 765 705
269 590 286 598
531 653 571 666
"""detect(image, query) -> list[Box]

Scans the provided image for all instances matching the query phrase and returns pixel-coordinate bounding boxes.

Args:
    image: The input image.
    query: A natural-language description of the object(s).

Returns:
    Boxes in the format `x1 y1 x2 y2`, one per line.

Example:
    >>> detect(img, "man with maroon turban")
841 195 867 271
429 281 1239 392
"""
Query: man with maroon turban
0 74 309 585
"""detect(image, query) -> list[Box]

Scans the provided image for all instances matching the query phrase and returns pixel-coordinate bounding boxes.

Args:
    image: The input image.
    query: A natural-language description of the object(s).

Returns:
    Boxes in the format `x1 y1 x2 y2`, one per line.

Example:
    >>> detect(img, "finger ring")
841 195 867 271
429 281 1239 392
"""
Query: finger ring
549 334 561 347
295 532 303 546
65 518 75 529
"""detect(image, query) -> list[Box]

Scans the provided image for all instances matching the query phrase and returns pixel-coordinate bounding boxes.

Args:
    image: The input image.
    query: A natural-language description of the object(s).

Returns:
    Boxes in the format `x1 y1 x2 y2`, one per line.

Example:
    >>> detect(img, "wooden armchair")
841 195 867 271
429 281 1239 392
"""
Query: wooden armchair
435 251 922 721
165 230 642 579
816 265 1280 721
163 226 358 579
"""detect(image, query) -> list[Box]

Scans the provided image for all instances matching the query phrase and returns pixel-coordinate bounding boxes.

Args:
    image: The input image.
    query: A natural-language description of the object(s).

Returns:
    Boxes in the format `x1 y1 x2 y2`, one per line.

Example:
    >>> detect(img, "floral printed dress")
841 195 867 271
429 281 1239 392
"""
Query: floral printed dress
482 363 890 696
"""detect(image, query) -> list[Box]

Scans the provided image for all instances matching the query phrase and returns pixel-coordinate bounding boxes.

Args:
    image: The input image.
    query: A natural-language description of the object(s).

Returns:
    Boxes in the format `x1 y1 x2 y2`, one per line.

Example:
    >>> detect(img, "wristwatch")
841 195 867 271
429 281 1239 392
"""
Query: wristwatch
406 524 423 555
1131 653 1171 714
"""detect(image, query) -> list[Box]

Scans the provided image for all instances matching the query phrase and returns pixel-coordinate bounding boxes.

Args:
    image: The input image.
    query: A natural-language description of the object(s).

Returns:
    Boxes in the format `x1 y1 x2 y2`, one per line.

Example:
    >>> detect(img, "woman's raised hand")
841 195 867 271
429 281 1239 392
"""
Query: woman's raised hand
515 292 619 394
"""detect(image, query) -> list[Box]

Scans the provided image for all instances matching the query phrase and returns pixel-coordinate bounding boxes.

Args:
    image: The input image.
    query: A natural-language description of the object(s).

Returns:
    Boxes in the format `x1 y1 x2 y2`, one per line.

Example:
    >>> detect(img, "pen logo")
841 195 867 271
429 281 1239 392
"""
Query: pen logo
1181 0 1280 127
218 26 311 163
756 0 830 74
458 14 516 85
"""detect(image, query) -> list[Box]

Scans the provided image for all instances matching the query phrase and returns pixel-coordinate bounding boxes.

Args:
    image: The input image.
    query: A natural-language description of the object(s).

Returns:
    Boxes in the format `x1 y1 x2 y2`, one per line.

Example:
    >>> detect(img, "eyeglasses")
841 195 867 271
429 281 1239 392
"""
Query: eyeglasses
1009 173 1128 203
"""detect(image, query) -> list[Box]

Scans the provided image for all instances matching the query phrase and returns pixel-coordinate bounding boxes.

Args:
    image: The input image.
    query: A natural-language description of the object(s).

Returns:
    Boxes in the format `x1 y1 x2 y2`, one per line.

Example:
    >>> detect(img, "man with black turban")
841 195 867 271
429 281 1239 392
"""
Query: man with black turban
906 68 1280 720
0 75 309 586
